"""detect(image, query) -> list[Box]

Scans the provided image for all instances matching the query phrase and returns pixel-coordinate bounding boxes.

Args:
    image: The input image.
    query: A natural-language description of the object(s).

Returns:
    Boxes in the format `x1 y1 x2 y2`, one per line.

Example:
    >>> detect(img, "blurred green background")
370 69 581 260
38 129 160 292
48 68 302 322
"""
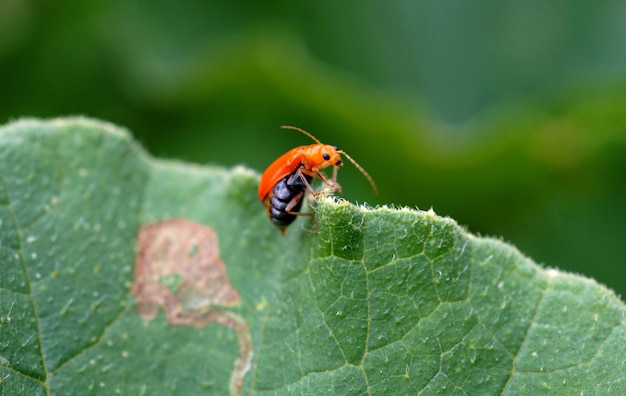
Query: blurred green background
2 1 625 298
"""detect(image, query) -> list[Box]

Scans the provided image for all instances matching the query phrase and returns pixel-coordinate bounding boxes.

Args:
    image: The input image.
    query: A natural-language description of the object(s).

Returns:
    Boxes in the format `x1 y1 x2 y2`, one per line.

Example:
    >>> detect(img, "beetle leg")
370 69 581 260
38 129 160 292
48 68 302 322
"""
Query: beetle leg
297 169 323 197
284 190 317 231
285 191 306 213
302 168 342 195
317 168 342 194
298 171 315 192
330 166 342 192
284 191 318 233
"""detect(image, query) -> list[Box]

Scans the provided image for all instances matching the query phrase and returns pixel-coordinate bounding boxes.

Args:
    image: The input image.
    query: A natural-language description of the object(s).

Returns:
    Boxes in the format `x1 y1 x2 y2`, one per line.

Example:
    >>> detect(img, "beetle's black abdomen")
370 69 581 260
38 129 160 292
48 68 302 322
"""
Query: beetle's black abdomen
268 170 312 229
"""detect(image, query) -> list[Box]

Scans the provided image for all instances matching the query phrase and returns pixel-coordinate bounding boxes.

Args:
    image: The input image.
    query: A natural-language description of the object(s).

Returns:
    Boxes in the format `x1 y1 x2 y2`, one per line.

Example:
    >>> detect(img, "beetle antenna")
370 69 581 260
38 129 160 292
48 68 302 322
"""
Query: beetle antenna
281 125 323 145
341 151 379 195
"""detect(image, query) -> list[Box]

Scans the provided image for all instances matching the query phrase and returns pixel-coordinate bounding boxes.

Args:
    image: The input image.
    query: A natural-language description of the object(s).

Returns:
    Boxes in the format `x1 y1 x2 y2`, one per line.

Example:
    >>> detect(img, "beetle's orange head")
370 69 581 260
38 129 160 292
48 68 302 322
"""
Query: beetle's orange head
301 144 343 171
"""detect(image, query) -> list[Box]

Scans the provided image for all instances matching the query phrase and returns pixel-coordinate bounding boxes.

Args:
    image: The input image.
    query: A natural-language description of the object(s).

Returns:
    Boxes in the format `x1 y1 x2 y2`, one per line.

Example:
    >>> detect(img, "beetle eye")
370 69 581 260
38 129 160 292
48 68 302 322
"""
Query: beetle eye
323 153 330 160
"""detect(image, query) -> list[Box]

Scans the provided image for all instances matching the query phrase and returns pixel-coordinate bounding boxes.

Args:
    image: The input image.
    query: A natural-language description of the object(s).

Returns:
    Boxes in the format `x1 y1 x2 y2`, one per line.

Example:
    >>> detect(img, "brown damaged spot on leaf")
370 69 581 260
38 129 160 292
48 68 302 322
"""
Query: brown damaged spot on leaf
132 218 239 317
132 219 251 396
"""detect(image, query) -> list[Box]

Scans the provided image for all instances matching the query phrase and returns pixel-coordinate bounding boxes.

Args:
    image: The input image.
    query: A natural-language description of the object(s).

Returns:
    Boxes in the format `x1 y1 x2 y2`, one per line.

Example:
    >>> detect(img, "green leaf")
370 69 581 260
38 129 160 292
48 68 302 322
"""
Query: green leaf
1 117 624 395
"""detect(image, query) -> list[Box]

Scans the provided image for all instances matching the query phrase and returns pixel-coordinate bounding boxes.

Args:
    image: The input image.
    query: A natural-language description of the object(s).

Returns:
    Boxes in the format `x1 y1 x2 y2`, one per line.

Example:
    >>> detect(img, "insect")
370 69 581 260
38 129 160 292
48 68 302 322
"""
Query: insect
258 125 378 233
